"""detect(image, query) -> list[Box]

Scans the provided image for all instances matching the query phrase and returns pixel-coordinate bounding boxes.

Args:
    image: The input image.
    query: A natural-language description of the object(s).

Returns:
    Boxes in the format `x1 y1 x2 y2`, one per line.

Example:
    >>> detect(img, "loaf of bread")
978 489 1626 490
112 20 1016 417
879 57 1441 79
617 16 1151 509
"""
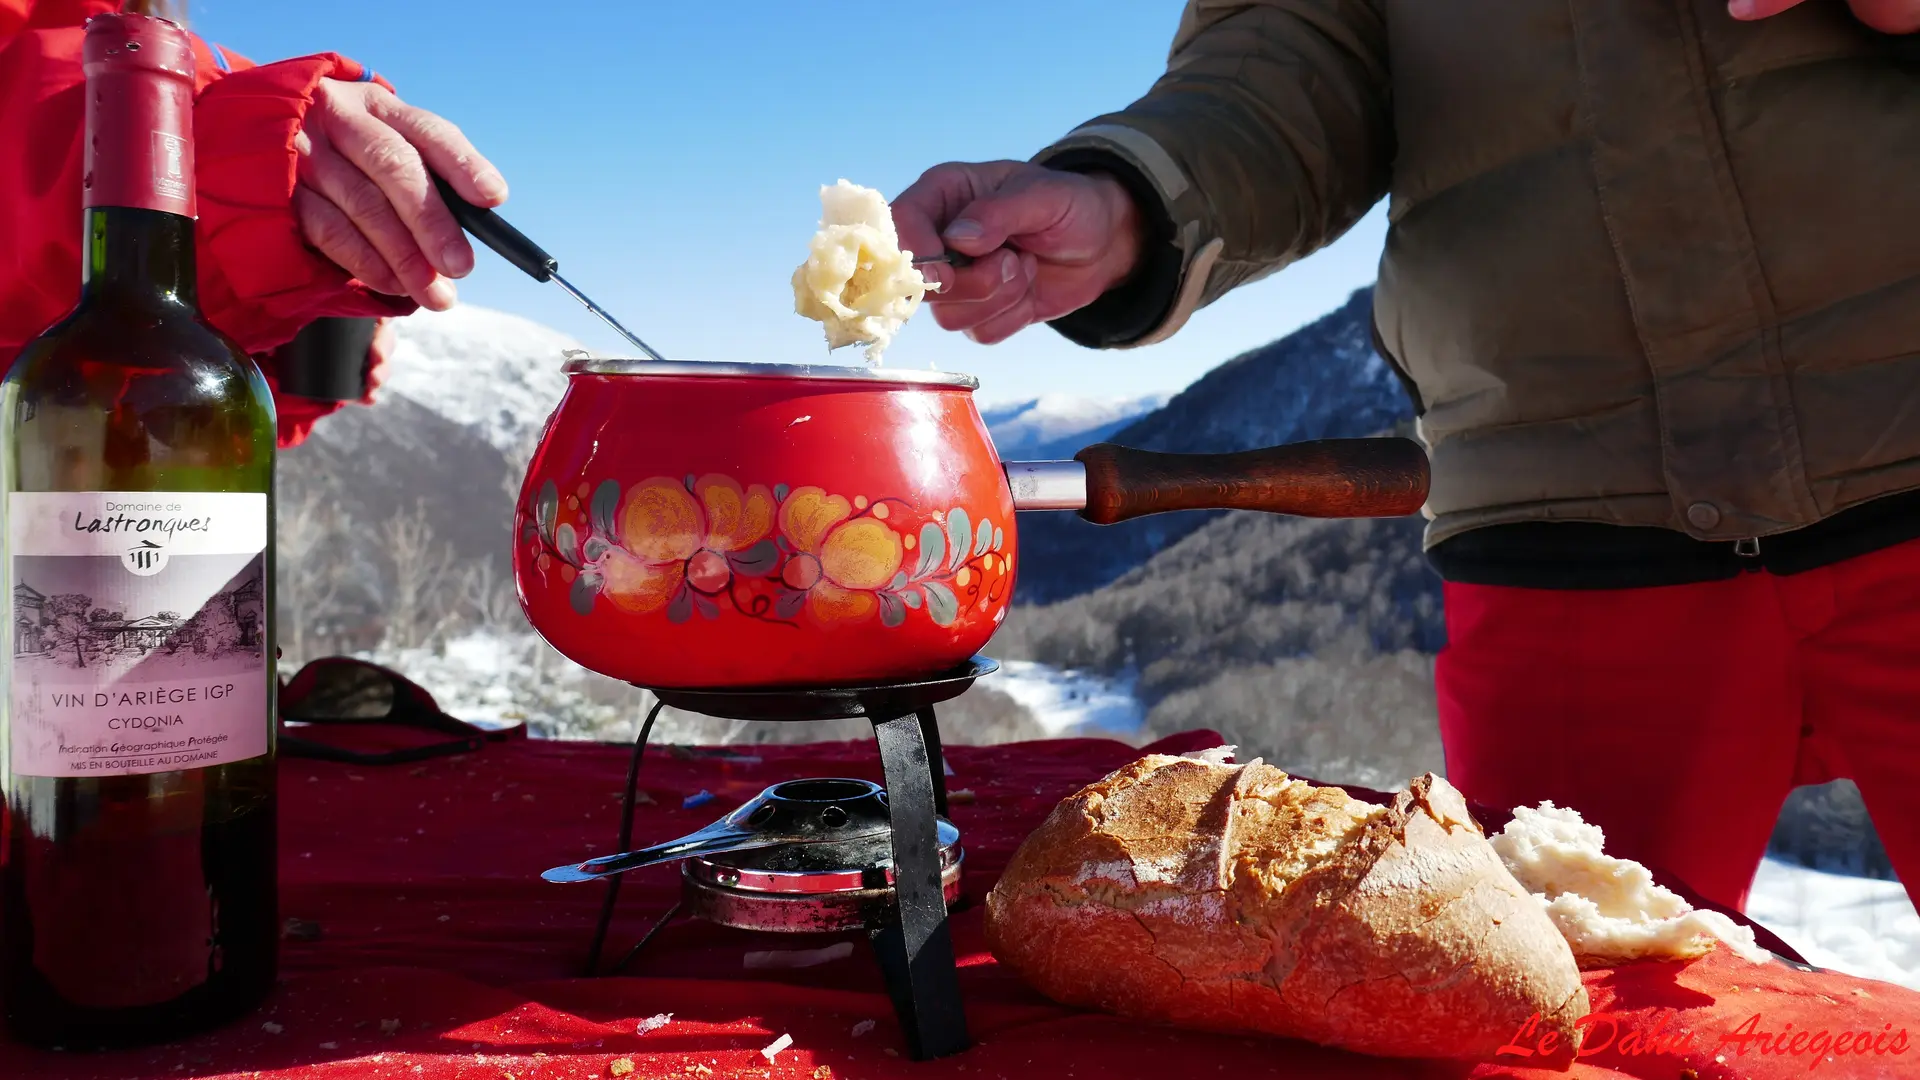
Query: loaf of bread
984 754 1590 1060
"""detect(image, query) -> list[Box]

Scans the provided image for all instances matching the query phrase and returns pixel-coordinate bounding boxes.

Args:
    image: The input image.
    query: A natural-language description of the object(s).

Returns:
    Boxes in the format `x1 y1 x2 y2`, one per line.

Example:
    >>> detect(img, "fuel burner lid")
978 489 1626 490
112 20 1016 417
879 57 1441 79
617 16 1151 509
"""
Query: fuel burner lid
680 777 963 933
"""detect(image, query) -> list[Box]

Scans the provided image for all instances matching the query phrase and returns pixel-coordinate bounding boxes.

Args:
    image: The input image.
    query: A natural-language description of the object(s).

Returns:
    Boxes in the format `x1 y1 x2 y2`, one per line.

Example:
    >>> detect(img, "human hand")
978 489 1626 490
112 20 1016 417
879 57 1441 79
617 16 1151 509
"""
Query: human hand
365 317 396 399
891 161 1146 345
1730 0 1920 34
292 80 508 311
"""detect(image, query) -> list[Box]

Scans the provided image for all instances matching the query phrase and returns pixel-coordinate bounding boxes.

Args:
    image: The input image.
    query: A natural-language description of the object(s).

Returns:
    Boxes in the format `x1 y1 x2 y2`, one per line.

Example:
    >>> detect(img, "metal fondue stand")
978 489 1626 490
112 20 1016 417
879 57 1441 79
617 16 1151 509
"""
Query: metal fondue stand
579 658 996 1062
437 178 1437 1062
538 440 1429 1063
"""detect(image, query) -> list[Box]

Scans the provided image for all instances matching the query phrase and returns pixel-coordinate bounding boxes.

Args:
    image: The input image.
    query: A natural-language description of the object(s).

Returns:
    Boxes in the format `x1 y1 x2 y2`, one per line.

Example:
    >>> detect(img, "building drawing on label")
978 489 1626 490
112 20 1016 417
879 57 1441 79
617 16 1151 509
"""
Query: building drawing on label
12 583 48 656
10 565 263 672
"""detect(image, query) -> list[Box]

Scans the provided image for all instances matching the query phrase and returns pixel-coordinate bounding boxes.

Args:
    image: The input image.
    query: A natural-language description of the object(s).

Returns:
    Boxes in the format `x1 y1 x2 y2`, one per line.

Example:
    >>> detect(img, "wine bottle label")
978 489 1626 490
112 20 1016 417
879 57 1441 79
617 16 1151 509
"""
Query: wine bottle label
7 492 269 778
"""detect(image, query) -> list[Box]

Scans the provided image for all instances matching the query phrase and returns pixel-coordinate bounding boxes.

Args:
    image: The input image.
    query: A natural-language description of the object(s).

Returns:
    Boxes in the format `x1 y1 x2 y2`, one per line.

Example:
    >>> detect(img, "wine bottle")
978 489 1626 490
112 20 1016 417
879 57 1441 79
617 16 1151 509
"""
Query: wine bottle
0 13 279 1049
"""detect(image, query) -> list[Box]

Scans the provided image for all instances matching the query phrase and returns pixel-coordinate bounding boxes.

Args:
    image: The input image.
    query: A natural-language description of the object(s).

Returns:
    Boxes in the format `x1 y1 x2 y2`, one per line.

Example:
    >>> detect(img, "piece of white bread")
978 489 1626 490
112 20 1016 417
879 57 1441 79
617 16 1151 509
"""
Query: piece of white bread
1491 802 1774 968
985 756 1590 1060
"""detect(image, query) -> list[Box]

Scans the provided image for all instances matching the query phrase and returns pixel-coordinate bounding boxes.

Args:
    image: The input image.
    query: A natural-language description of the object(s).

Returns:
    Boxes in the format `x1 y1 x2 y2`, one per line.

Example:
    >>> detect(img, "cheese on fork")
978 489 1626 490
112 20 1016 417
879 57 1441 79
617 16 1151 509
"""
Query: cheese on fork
792 180 935 364
1491 802 1774 967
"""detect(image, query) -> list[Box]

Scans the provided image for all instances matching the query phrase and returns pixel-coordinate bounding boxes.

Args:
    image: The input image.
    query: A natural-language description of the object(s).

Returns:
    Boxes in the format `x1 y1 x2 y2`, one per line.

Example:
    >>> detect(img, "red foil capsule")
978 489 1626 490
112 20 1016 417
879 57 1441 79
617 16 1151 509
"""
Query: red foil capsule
81 12 197 218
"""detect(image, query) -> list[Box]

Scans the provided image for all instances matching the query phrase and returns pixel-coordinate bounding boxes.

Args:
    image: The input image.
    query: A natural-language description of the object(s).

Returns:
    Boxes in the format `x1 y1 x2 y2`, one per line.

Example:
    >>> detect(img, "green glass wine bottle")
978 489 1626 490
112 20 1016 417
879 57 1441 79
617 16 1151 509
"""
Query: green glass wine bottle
0 11 279 1049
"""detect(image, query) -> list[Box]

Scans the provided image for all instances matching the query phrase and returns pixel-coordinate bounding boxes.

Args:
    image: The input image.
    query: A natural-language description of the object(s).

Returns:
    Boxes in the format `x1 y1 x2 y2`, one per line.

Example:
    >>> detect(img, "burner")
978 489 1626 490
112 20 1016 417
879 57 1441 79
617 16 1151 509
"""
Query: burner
683 813 964 934
542 776 899 884
556 658 997 1063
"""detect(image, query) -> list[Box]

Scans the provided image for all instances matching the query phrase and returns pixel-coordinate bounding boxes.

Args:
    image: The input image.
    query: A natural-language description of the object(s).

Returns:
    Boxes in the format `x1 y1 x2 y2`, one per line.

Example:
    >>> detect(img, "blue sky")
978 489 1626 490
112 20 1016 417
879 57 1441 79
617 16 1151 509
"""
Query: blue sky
191 1 1387 407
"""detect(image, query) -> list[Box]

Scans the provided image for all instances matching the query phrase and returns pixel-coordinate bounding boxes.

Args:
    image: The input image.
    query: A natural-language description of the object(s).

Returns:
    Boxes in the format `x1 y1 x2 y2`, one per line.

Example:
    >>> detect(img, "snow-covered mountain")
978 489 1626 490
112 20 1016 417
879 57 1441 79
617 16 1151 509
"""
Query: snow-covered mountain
1007 287 1417 603
381 304 587 458
979 392 1171 460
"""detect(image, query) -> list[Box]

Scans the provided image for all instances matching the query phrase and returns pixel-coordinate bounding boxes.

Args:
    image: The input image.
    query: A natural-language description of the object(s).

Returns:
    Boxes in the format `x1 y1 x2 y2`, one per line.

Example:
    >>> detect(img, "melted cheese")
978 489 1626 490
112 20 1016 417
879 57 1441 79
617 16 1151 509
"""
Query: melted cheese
791 180 935 364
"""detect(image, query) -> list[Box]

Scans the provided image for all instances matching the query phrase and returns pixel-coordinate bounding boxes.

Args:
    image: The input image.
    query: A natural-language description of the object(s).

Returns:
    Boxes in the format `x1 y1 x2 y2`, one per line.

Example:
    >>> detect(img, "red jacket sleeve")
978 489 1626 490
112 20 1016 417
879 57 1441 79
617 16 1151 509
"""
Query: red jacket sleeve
0 11 414 449
188 42 418 446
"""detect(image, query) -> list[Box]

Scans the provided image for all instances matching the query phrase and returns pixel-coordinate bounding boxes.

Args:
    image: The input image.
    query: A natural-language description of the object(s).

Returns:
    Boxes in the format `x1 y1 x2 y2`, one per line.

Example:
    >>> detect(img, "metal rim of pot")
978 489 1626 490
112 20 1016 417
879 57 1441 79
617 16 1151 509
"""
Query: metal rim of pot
562 356 980 390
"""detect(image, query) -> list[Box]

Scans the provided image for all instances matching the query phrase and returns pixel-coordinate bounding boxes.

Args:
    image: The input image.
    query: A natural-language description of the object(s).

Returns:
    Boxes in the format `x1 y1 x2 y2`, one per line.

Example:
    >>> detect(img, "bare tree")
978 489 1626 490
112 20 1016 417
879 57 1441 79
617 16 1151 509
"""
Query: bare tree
278 486 355 666
502 424 542 506
457 556 524 632
379 500 461 650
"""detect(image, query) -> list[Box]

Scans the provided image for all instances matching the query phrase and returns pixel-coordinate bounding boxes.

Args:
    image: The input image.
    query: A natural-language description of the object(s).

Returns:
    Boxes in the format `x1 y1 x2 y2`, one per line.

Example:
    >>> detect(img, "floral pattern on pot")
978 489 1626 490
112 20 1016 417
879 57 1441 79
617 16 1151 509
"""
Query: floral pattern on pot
521 474 1012 630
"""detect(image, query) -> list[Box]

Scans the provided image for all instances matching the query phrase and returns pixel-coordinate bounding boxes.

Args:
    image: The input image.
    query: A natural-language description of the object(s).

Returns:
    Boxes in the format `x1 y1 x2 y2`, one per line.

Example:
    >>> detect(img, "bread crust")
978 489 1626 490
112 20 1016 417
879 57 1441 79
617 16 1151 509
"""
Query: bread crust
984 756 1589 1060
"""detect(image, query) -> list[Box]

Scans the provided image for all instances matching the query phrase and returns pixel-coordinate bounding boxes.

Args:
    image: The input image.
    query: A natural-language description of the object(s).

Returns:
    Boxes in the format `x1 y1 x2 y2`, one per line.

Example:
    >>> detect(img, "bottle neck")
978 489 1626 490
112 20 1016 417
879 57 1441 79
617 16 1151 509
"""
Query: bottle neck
79 206 198 310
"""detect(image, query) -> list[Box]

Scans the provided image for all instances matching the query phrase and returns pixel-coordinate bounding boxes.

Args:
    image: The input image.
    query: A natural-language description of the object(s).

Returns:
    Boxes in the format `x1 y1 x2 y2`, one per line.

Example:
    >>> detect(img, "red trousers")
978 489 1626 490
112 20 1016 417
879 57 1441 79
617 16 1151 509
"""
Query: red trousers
1435 536 1920 914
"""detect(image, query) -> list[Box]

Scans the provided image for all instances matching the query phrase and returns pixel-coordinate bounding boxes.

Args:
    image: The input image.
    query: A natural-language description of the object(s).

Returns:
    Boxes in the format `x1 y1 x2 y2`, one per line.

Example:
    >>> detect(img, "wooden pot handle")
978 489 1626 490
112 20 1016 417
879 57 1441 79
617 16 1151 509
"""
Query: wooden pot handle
1072 437 1430 525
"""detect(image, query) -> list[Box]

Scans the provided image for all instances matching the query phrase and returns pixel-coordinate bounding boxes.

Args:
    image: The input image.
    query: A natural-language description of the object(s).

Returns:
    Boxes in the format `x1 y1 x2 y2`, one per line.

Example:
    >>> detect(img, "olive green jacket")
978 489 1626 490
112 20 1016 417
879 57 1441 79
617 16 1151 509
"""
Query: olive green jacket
1036 0 1920 548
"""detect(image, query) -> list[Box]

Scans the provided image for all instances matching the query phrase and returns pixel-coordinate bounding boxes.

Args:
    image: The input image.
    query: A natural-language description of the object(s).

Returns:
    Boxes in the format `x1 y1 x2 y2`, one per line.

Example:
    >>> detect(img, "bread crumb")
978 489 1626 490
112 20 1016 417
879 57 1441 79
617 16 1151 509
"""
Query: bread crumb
609 1059 635 1077
380 1019 402 1035
813 1067 834 1079
850 1019 876 1037
761 1033 793 1062
261 1022 283 1035
636 1012 672 1035
1491 802 1773 966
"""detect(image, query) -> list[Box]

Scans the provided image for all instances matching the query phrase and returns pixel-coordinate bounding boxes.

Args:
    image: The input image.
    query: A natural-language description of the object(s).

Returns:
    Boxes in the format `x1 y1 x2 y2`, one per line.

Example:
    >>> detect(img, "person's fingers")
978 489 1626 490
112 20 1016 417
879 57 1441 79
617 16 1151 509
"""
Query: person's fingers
291 183 406 298
367 93 508 208
941 175 1090 259
297 129 455 308
1727 0 1805 18
1732 0 1919 33
315 86 472 281
892 166 973 273
928 252 1030 332
965 293 1040 345
366 317 397 396
926 249 1024 306
893 160 1031 288
1846 0 1920 32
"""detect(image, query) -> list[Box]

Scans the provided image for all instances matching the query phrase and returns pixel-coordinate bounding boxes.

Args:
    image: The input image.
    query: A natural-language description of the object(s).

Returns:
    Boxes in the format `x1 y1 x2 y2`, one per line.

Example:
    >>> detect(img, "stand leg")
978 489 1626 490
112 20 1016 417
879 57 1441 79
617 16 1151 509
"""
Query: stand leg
611 900 685 976
915 707 950 818
585 699 665 977
869 712 970 1060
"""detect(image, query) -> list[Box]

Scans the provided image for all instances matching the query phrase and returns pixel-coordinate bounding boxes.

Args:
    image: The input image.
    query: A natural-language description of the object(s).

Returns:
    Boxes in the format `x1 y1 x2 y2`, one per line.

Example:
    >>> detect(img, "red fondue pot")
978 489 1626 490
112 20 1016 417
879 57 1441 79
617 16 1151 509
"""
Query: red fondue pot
513 359 1428 690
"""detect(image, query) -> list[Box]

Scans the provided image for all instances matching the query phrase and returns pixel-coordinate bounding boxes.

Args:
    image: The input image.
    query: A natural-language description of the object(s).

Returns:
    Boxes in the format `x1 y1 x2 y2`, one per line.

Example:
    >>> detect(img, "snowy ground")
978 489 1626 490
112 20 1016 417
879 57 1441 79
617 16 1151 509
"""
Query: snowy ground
988 659 1145 737
351 630 1918 991
357 632 1150 743
1749 858 1920 989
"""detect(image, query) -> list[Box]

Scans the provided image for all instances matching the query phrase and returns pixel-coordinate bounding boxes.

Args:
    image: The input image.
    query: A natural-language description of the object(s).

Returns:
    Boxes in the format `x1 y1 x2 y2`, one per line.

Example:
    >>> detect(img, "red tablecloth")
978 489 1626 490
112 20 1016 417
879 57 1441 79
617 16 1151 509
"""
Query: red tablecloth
2 728 1916 1080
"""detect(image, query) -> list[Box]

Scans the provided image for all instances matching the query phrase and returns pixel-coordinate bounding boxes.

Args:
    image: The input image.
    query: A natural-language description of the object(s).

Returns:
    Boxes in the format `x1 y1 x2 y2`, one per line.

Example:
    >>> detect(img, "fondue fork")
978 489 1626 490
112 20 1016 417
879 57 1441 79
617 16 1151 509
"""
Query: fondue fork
430 174 670 364
543 777 895 884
